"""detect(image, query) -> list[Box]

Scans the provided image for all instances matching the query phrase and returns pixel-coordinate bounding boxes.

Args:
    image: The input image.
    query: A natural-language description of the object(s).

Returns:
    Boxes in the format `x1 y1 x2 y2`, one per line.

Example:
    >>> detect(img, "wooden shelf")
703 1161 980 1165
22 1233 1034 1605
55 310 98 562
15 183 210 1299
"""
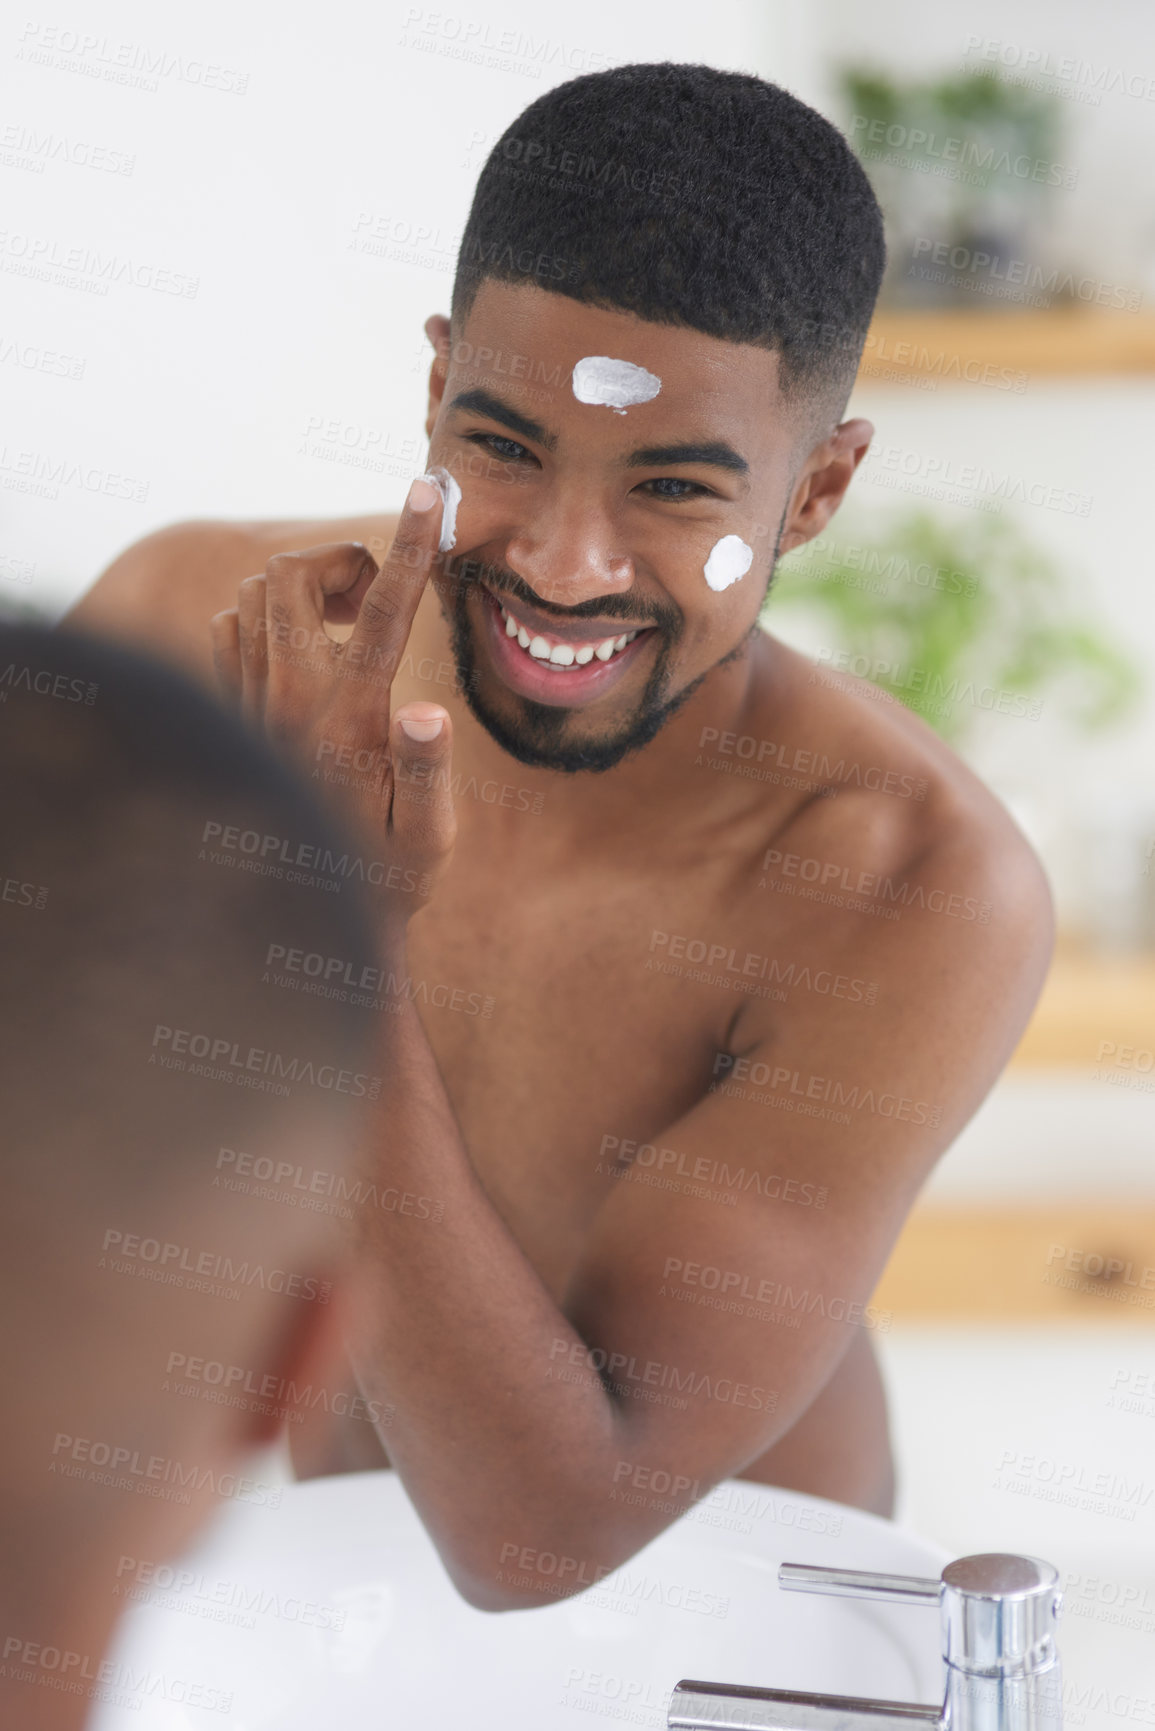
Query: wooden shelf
876 1205 1155 1323
1009 943 1155 1069
859 309 1155 383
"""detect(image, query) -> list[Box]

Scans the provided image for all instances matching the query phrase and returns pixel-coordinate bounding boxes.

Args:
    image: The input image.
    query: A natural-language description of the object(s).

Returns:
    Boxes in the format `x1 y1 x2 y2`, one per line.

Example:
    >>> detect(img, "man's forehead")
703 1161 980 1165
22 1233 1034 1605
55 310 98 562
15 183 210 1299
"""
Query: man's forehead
451 279 786 413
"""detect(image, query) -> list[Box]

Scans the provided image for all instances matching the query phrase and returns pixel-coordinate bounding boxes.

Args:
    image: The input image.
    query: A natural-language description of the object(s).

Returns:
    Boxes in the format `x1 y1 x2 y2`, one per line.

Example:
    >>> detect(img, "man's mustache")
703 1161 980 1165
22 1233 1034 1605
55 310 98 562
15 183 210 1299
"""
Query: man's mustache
447 555 682 633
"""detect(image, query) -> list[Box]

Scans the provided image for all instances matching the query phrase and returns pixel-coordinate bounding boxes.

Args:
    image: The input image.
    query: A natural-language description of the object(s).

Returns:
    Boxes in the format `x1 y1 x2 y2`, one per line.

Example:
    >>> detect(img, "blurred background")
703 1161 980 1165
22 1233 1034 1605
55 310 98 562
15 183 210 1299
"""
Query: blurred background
3 0 1154 1714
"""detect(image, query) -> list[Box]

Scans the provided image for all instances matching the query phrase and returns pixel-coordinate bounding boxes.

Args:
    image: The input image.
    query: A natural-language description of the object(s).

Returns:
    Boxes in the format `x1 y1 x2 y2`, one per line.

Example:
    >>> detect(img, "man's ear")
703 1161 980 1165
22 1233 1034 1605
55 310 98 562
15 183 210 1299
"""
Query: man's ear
779 417 874 556
424 314 451 439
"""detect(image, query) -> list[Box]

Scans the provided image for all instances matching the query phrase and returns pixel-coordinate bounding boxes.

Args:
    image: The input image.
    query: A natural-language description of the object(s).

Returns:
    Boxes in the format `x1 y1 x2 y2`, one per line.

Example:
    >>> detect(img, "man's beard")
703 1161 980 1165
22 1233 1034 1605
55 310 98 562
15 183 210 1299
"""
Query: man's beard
439 506 786 775
440 560 696 773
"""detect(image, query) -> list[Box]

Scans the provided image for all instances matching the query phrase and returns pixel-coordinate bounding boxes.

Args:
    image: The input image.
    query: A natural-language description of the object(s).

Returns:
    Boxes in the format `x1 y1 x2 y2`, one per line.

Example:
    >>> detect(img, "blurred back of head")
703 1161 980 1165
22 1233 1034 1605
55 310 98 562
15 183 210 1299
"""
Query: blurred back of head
0 625 380 1623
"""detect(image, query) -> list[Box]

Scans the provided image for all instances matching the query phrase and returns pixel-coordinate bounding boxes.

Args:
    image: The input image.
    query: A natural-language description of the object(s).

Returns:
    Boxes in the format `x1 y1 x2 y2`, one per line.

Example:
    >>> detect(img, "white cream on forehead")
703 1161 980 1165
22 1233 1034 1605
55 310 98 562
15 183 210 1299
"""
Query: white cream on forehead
422 466 462 552
704 535 753 593
572 355 661 414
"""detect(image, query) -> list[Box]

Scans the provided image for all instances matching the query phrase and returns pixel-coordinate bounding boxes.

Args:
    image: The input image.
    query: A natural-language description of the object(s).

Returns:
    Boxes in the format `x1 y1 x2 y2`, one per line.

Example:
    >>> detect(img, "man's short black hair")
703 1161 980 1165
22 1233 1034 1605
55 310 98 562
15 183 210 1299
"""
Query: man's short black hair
0 625 378 1197
453 62 885 430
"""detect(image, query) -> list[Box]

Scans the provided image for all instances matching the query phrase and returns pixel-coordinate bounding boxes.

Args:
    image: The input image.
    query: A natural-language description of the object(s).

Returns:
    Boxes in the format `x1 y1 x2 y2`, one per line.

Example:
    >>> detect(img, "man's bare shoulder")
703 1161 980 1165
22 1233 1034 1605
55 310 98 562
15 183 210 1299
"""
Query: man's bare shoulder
63 509 400 685
737 632 1054 1053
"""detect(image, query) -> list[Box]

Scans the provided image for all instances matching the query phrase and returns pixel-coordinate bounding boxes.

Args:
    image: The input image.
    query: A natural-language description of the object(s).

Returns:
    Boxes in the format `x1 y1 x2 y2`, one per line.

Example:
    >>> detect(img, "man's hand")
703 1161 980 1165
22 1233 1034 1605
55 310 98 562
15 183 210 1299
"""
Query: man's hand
208 476 456 928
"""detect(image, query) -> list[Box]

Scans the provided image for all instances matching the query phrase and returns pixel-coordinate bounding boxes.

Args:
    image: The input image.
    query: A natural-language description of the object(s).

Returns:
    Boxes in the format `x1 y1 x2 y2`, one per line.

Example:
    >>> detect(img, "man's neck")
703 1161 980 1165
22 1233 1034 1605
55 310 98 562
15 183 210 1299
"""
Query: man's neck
410 591 791 840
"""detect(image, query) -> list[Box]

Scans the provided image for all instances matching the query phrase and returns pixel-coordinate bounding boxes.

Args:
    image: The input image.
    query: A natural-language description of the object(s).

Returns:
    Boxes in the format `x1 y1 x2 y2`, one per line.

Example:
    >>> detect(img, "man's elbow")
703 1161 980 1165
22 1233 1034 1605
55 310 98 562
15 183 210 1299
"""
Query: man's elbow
443 1526 624 1614
446 1556 586 1615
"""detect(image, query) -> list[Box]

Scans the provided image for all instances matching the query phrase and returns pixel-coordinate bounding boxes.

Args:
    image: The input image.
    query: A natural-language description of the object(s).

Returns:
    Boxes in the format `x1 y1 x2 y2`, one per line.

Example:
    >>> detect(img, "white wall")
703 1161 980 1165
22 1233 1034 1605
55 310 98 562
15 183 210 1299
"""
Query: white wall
759 0 1155 927
5 0 1153 926
1 0 777 606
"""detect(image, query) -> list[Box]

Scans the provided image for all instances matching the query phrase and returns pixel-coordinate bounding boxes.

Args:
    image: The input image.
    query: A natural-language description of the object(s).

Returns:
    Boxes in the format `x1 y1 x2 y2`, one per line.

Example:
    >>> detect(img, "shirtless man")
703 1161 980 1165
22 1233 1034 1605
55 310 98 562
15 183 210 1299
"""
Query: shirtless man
66 63 1053 1611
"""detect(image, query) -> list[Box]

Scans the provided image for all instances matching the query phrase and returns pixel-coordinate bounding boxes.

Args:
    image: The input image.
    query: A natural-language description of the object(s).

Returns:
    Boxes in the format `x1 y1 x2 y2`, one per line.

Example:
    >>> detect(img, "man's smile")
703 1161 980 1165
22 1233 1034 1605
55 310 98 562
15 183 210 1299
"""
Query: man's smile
475 582 658 709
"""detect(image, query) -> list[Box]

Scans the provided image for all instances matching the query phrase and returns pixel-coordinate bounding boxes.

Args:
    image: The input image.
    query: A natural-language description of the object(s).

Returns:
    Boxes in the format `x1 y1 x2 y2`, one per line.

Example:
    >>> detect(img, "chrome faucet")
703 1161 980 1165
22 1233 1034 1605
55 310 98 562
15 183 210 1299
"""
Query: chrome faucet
668 1552 1063 1731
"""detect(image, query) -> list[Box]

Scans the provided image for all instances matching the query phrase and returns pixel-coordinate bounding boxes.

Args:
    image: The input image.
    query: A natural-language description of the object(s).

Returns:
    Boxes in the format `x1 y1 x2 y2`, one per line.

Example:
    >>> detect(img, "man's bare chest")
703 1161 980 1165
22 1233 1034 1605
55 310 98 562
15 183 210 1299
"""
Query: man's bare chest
399 839 824 1299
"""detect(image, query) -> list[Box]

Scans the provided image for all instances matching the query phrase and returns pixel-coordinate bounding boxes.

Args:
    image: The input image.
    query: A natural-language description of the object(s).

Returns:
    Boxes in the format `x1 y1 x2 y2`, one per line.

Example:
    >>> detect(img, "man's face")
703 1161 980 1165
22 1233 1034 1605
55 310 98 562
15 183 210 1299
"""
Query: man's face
424 281 804 773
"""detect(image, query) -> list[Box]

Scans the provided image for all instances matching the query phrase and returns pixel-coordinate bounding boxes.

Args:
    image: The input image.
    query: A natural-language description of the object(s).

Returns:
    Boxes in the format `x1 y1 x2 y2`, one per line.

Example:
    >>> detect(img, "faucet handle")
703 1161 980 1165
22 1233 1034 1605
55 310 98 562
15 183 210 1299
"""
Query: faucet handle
779 1563 941 1607
781 1554 1062 1675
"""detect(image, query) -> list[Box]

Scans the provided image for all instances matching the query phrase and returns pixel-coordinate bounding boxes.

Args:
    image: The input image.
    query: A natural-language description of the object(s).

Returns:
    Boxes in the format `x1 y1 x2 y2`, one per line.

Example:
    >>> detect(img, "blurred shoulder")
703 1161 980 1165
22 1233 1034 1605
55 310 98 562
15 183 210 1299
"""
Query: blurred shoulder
63 510 399 685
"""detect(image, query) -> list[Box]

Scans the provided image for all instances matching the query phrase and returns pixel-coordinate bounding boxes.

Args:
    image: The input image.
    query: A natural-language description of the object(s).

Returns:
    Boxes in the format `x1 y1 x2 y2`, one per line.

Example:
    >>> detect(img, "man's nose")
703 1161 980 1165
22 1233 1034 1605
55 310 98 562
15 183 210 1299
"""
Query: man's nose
503 491 633 608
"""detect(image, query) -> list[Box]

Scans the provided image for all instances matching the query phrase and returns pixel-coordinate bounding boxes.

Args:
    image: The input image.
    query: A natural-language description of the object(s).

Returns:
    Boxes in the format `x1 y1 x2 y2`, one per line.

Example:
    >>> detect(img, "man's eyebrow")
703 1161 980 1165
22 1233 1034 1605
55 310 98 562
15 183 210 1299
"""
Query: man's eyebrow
447 388 558 452
625 441 750 476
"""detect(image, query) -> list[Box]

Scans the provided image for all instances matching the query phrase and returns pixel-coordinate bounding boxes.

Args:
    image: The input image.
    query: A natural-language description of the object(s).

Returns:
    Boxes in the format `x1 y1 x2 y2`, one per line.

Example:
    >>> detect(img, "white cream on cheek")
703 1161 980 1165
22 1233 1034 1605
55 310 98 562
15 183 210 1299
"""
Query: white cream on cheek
703 535 753 593
572 355 661 415
422 466 462 552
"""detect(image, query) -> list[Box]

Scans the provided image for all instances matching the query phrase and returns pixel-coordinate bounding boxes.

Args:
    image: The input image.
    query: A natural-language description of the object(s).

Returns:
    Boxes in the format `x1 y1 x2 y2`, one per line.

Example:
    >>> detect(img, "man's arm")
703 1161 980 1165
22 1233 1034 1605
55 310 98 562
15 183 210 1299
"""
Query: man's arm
62 522 260 684
348 816 1053 1611
208 514 1053 1614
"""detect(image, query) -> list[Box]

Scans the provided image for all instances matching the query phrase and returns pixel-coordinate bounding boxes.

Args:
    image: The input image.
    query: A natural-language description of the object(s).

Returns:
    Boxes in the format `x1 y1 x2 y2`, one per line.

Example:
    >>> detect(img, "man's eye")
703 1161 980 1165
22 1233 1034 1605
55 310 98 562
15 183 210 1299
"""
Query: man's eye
640 477 710 501
471 433 532 461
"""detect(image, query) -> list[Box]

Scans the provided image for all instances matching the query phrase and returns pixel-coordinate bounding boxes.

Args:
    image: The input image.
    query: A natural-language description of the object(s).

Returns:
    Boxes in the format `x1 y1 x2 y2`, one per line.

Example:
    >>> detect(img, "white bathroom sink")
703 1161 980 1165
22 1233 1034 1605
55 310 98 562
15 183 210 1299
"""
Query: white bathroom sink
90 1473 949 1729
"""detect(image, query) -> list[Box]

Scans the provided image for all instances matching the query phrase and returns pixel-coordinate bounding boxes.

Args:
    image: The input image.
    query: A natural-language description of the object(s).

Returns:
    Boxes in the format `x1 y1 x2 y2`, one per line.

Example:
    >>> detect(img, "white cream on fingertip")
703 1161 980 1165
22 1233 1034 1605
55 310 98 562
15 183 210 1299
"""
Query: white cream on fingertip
704 535 754 592
572 355 661 414
421 466 462 552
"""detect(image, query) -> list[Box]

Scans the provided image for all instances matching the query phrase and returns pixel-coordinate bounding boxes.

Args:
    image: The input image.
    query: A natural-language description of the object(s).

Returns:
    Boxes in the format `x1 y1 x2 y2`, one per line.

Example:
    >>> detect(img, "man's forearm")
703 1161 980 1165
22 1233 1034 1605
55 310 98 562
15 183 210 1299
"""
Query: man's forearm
348 984 659 1609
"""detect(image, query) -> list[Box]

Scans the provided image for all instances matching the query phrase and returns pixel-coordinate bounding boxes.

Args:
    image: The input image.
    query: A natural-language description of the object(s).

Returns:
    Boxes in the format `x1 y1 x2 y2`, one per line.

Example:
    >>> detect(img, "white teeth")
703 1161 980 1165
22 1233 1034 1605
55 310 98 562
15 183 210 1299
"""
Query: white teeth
498 596 643 669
